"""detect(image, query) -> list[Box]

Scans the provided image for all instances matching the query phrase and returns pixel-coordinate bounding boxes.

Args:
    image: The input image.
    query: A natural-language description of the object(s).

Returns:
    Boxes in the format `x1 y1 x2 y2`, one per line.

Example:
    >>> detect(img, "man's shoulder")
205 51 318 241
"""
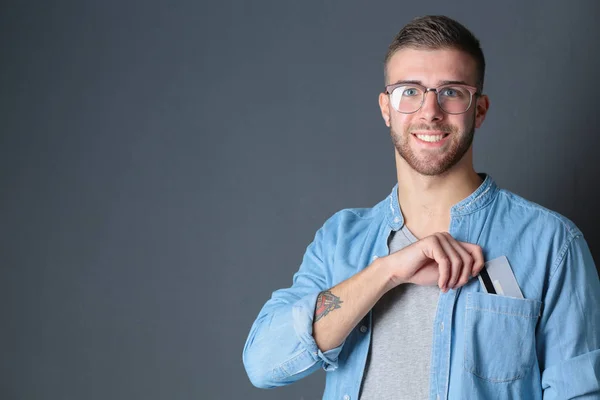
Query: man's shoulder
317 194 390 237
494 187 582 238
324 195 389 224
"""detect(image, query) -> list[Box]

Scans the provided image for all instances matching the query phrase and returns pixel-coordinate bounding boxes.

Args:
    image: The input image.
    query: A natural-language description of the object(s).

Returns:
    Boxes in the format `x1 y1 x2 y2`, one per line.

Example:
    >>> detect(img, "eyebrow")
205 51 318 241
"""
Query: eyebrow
389 79 471 86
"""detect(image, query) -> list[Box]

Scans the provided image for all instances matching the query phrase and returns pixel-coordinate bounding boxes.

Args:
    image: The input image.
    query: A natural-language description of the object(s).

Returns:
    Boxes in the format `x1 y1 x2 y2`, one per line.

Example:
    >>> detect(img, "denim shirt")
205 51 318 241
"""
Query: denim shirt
243 174 600 399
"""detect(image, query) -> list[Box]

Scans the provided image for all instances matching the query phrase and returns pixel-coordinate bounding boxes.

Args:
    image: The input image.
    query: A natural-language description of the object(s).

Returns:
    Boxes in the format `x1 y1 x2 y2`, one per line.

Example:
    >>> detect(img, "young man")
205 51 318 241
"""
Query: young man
243 15 600 399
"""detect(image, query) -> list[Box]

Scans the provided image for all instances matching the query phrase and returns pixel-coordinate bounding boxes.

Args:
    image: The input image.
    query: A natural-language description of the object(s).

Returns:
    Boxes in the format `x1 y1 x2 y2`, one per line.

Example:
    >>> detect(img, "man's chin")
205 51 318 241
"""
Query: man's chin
405 158 454 176
413 168 450 176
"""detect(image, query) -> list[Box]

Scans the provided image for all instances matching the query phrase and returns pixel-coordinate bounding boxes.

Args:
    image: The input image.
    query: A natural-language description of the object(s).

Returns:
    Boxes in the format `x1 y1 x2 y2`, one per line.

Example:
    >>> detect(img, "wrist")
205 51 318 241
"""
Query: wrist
371 257 401 293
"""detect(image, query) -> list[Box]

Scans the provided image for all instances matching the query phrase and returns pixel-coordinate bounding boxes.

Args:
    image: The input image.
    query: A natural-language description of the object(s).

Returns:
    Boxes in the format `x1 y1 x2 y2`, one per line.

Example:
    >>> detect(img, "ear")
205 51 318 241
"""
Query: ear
379 92 391 127
474 94 490 129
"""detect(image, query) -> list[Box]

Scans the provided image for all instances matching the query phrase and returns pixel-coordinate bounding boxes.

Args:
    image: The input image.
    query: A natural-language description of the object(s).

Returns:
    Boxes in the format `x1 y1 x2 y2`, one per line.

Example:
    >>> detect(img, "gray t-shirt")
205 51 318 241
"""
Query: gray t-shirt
359 226 440 400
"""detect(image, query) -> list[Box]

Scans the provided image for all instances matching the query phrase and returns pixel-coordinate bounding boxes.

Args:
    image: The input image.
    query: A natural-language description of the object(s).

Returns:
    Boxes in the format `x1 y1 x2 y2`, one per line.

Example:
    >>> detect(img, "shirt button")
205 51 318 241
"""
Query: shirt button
372 255 378 261
394 217 401 223
359 325 368 333
343 395 350 400
440 322 444 332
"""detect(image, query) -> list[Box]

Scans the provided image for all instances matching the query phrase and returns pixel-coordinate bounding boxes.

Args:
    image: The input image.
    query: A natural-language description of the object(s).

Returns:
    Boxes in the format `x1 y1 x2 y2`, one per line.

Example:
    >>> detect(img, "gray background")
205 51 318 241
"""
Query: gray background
2 0 599 399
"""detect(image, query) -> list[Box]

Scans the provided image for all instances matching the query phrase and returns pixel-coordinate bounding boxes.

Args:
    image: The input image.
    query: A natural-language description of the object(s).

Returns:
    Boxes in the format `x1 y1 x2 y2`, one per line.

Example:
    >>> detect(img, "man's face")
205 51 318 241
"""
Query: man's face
379 48 489 176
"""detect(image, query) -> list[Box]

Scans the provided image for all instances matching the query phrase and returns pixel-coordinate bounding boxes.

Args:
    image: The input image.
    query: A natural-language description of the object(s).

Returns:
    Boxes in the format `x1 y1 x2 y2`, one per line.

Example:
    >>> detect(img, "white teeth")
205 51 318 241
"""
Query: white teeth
416 134 445 142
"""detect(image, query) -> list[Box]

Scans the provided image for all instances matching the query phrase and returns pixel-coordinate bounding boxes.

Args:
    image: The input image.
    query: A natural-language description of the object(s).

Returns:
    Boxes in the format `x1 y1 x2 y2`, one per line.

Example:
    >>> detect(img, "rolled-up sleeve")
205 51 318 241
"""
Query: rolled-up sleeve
242 215 345 389
292 291 345 371
538 234 600 399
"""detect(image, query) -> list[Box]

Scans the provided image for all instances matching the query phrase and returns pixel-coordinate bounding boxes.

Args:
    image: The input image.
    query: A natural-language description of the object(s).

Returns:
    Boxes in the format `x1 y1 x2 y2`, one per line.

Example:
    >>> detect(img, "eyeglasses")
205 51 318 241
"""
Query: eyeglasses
384 82 480 115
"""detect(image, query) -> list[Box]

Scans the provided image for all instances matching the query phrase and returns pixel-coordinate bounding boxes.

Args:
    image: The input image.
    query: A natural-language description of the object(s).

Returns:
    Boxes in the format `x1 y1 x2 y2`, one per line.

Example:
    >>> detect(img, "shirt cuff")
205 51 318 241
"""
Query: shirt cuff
292 291 345 371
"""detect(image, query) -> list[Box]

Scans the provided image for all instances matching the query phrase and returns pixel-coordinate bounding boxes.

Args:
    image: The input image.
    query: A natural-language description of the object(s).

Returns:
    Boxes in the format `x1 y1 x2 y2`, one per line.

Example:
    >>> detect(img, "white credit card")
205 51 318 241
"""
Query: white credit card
478 256 524 299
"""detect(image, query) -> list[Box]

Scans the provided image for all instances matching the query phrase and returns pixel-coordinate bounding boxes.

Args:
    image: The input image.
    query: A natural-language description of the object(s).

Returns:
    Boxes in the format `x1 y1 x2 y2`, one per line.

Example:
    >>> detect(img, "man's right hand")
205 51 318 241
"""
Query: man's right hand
381 232 485 292
311 232 485 351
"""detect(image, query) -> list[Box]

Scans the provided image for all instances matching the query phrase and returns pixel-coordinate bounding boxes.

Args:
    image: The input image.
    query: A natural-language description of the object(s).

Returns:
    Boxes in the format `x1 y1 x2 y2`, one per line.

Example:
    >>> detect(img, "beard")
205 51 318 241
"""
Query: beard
390 115 476 176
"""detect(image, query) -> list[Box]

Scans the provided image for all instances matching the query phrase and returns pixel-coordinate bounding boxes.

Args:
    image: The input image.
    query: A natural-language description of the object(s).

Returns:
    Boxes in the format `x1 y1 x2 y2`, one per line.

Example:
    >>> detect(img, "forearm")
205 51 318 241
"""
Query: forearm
313 259 393 351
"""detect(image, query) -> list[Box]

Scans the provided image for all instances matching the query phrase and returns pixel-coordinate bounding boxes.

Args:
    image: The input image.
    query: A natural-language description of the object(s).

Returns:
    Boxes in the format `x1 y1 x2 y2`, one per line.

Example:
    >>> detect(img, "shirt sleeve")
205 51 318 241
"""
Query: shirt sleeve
538 234 600 399
242 217 345 389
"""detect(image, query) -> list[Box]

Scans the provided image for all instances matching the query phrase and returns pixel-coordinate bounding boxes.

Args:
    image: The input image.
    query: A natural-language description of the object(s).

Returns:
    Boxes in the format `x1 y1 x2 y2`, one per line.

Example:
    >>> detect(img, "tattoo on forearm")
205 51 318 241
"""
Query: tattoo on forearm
314 290 343 322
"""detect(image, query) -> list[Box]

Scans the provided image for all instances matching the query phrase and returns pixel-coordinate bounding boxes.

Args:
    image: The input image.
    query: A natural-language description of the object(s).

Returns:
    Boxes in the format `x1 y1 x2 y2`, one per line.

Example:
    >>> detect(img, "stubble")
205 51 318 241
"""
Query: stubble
390 116 476 176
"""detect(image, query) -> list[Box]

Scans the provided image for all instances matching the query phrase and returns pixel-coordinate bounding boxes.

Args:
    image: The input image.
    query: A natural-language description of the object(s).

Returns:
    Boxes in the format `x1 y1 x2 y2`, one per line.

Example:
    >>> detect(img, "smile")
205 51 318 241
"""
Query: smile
412 132 450 144
415 133 448 142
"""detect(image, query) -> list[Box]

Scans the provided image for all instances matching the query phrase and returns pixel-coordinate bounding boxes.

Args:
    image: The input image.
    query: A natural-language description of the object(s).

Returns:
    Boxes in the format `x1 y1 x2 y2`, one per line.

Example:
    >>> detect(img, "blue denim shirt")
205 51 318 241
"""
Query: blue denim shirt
243 174 600 399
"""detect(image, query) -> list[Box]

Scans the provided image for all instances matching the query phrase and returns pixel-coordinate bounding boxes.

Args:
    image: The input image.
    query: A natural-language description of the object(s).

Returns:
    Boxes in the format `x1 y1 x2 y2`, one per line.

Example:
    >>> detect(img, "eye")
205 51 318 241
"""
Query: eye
441 88 458 97
402 87 419 96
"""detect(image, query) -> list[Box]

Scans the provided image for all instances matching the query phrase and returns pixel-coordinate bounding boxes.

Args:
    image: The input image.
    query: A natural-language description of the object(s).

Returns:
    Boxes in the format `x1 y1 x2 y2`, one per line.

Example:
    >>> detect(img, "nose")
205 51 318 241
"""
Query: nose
418 89 444 122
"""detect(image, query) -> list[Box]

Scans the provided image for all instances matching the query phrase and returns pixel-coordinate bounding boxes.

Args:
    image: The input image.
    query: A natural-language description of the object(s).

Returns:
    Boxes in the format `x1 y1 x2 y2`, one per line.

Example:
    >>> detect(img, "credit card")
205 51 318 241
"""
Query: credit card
478 256 524 299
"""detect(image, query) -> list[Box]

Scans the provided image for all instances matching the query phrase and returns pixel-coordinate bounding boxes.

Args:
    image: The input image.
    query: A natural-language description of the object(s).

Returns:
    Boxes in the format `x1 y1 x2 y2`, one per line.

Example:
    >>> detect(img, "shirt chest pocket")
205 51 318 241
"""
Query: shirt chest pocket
463 292 542 382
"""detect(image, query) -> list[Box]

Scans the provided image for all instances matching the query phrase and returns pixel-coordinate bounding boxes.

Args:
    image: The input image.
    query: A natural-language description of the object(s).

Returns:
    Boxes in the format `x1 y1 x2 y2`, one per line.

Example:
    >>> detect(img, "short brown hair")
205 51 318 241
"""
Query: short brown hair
385 15 485 91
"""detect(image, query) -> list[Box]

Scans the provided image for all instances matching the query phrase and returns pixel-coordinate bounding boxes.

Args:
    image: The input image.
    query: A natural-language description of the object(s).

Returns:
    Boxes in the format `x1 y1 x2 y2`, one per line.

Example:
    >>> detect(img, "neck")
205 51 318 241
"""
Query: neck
395 149 483 236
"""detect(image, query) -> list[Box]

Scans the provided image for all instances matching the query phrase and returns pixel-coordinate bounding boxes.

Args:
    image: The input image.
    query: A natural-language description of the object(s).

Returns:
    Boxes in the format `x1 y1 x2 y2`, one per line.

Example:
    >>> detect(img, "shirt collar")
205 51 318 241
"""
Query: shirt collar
385 173 499 231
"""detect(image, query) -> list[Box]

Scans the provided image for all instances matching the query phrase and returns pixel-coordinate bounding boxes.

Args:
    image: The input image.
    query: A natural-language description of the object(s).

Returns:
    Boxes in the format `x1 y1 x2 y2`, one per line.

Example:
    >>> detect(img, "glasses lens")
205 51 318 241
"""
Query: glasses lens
438 86 472 114
390 86 424 113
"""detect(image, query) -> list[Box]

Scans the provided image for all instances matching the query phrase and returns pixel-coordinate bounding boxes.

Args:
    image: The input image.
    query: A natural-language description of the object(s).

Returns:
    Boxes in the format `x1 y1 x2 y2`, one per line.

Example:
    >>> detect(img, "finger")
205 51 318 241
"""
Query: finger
438 233 465 290
446 238 474 288
435 233 462 292
443 232 474 289
459 242 485 277
426 236 450 292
